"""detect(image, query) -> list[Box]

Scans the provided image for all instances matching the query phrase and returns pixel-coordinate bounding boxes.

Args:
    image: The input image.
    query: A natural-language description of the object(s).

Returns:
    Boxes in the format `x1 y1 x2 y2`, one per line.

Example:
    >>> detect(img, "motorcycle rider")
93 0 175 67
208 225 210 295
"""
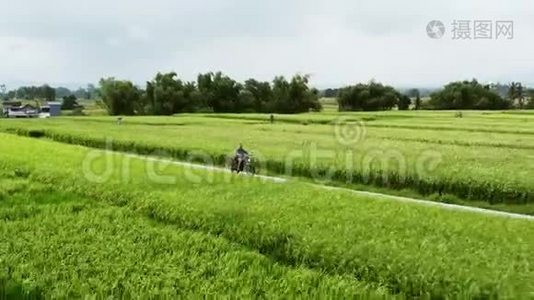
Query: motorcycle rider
234 144 249 171
236 143 248 157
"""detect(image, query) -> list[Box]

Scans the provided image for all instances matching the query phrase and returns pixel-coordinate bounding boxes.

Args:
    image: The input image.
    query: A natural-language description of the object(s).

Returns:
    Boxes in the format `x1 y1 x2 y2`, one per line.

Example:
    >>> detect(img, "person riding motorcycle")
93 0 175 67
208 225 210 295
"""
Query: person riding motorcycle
233 144 249 171
236 144 248 157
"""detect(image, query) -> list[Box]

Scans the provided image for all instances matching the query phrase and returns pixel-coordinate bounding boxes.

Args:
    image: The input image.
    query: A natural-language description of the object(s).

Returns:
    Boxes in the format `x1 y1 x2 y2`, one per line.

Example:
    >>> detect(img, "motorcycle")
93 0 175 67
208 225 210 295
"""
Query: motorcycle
230 153 256 175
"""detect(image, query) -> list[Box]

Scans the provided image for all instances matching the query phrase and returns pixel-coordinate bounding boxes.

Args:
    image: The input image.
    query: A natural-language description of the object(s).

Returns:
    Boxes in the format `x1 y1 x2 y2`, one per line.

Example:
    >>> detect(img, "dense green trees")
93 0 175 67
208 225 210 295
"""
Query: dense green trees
55 87 72 99
99 78 141 115
337 82 406 111
270 75 321 113
3 85 99 102
243 79 273 112
398 94 412 110
61 95 79 110
98 72 322 116
42 85 56 102
5 85 56 101
429 80 510 110
321 88 339 98
6 76 532 114
144 72 199 115
197 72 242 113
336 80 532 111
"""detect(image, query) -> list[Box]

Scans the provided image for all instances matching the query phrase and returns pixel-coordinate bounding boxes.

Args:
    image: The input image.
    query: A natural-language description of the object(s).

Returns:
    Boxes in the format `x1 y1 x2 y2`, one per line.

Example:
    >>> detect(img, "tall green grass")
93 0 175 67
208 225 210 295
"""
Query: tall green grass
0 181 383 298
2 134 534 298
2 117 533 205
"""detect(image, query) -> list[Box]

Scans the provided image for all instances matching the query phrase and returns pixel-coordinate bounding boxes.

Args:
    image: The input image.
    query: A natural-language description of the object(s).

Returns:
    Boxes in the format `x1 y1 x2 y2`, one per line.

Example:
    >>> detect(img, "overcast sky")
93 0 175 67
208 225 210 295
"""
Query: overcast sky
1 0 533 89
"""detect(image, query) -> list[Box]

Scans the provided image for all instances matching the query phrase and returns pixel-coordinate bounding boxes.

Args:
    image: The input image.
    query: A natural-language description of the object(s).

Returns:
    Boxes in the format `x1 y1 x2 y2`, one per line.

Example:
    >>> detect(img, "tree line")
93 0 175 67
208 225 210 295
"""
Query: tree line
427 80 534 110
2 77 534 113
99 72 322 115
1 84 99 102
336 80 534 111
2 85 56 102
337 81 412 111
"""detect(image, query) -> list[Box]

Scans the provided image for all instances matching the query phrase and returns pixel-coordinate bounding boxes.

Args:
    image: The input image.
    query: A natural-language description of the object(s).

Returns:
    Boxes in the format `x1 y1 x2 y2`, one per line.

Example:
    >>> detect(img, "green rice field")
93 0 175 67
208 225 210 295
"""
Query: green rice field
1 111 534 297
1 111 534 207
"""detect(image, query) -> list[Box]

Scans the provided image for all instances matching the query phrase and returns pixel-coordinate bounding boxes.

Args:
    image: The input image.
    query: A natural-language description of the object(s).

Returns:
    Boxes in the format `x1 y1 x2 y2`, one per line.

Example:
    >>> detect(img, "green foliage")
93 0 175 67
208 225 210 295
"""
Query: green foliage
6 85 56 101
42 85 56 102
144 72 198 115
4 85 99 102
337 82 403 111
3 112 534 207
2 134 534 298
197 72 242 113
271 75 322 113
430 80 510 109
489 82 510 98
97 72 321 115
321 88 339 98
61 95 78 110
55 87 72 99
99 78 141 115
0 187 375 298
85 84 99 99
398 94 411 110
243 79 273 112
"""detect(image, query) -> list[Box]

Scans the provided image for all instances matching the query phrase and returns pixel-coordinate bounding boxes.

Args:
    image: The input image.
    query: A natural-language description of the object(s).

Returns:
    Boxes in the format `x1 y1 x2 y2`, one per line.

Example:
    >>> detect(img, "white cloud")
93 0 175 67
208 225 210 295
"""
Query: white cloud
127 26 150 42
0 0 533 88
0 37 65 84
105 37 122 47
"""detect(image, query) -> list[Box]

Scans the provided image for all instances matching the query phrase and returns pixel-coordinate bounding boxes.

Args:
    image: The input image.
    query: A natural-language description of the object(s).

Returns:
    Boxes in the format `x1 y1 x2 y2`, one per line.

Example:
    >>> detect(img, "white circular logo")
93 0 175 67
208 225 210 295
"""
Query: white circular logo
426 20 445 39
334 117 366 146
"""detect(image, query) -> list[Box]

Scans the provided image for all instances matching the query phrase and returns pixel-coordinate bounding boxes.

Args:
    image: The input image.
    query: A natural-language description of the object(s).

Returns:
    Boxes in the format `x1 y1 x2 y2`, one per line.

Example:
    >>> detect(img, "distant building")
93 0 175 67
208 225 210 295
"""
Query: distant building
2 101 21 117
7 104 39 118
1 101 61 118
39 102 62 118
